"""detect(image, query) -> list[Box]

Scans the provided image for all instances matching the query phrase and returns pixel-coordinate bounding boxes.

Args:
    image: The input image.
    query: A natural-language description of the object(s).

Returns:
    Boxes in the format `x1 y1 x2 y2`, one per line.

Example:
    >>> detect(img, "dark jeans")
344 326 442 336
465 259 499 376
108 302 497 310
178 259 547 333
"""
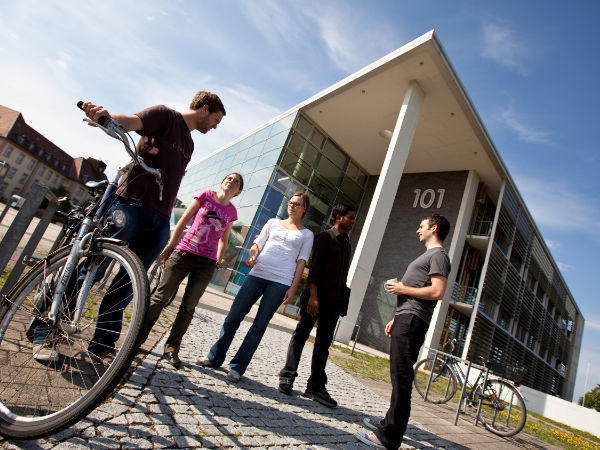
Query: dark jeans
90 197 170 348
374 314 428 450
206 275 289 375
279 300 340 392
144 250 215 353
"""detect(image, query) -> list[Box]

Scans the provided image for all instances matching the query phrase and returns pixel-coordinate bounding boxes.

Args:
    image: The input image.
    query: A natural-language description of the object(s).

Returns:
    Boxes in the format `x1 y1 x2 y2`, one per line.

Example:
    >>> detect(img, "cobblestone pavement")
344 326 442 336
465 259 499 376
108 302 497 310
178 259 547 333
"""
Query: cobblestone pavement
1 306 455 449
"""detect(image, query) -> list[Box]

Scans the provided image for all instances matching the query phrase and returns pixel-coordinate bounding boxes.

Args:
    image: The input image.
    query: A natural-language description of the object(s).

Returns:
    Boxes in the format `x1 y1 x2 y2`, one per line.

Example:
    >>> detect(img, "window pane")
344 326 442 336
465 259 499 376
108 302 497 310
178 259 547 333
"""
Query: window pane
253 206 277 230
247 166 274 189
250 125 272 145
263 130 291 153
340 176 363 205
240 157 259 176
255 148 281 170
272 169 292 193
309 128 325 149
231 148 249 165
280 153 311 185
247 141 266 159
262 187 286 215
315 155 343 187
308 173 337 204
270 112 296 136
239 186 264 207
295 115 312 138
307 192 330 216
322 140 348 169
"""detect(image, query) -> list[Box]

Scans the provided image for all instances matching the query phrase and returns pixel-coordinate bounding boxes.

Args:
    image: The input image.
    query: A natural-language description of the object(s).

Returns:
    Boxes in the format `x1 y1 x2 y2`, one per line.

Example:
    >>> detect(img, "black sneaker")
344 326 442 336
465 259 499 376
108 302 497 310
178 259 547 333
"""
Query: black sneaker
163 351 181 368
279 377 293 395
304 388 338 408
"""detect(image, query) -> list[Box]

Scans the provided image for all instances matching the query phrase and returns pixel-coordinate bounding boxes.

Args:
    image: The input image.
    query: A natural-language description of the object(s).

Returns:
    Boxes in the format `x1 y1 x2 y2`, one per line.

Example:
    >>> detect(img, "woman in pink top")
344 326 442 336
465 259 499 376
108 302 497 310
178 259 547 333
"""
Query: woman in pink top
143 173 243 367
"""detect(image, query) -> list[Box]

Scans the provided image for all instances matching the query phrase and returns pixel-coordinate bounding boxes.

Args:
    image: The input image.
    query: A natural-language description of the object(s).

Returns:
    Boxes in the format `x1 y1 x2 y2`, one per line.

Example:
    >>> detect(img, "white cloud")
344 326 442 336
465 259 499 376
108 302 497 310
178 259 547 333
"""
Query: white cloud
481 22 529 75
545 239 559 249
499 105 555 145
557 262 573 273
512 174 600 233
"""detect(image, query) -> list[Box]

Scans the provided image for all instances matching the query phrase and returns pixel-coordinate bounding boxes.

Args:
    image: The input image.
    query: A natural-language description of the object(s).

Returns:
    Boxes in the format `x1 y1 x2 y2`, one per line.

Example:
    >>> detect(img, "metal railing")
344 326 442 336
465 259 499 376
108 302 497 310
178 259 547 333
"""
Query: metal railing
469 219 493 237
451 283 478 306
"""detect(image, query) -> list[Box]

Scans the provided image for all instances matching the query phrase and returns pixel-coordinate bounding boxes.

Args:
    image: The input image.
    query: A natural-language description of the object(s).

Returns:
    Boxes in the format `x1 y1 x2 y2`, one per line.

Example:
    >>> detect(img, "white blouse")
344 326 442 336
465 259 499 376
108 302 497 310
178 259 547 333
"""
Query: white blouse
249 219 314 286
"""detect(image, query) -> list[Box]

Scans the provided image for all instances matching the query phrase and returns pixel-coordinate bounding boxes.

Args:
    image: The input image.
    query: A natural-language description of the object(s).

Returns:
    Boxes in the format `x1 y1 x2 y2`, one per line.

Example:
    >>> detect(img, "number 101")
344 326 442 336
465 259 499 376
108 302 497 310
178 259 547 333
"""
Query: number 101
413 188 445 208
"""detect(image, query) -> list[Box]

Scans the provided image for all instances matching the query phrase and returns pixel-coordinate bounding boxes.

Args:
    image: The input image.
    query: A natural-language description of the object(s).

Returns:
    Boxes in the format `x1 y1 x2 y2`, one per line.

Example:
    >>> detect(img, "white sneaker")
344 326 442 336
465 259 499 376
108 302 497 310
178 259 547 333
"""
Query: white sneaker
33 341 59 362
363 417 378 431
226 369 241 383
355 431 385 449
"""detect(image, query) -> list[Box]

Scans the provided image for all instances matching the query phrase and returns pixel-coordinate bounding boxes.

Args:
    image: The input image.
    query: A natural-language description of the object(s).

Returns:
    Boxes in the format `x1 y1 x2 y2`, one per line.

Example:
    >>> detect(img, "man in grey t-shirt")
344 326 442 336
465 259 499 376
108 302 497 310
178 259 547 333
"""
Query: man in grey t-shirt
356 214 451 450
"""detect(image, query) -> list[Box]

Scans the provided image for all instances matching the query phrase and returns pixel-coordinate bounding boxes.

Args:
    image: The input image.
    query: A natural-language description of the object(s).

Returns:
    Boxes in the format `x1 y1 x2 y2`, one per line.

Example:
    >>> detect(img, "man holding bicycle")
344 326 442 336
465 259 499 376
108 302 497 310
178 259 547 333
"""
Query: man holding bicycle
33 91 226 361
356 214 451 450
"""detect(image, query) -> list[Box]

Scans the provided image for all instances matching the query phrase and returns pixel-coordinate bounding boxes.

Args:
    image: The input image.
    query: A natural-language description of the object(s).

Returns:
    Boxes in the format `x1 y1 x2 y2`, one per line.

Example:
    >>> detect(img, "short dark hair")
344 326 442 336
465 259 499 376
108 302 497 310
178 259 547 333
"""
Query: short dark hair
331 204 355 222
424 214 450 242
190 91 226 115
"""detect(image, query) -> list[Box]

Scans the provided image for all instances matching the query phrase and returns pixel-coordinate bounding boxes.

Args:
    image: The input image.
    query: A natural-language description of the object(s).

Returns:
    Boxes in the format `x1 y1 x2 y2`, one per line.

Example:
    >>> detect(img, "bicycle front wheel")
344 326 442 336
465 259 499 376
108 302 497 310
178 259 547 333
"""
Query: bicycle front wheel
0 242 149 439
147 258 164 296
477 379 526 437
414 357 457 404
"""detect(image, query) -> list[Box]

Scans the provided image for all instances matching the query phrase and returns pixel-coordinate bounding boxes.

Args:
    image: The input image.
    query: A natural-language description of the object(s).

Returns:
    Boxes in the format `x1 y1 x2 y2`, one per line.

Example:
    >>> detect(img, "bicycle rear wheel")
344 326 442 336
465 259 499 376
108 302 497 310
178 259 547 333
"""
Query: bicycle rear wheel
414 357 457 404
477 379 526 437
0 241 149 439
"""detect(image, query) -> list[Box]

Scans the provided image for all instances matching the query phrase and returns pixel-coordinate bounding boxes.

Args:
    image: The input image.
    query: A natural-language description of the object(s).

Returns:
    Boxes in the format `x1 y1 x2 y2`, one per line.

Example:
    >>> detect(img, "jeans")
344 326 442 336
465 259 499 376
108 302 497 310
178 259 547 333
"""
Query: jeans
144 250 215 353
374 314 428 450
279 300 339 392
206 275 289 375
90 197 170 348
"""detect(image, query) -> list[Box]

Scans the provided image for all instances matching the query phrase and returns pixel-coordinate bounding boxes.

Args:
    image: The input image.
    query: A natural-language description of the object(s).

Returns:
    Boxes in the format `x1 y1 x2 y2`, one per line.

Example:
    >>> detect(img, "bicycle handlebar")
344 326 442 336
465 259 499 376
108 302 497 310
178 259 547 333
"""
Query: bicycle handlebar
77 101 164 200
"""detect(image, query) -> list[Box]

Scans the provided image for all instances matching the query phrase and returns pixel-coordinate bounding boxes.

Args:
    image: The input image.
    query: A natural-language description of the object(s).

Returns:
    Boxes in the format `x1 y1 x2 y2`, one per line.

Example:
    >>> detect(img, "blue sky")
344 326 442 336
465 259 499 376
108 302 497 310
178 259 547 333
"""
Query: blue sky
1 1 598 402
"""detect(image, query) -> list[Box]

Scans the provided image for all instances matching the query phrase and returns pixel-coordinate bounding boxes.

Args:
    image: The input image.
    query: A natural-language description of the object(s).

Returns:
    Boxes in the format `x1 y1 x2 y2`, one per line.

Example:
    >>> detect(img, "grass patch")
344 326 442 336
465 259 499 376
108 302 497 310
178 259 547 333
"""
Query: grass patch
329 344 390 383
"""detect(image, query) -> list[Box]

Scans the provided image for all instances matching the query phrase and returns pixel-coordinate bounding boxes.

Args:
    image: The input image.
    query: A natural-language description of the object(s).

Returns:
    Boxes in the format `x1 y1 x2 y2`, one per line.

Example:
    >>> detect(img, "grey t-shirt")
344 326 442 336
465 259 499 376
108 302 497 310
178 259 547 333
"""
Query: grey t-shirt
395 246 451 324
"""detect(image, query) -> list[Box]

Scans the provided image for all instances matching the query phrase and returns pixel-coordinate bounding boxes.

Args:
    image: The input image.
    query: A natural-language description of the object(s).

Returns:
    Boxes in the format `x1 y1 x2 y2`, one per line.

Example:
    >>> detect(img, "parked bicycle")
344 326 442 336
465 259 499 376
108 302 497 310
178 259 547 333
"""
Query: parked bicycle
413 339 527 437
0 103 163 439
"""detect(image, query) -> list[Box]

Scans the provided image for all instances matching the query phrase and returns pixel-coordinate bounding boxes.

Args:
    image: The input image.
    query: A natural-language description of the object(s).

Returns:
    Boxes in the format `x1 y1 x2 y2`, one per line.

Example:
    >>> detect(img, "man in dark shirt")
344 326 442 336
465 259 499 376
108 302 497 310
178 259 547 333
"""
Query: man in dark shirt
32 92 225 362
278 204 356 408
356 214 451 449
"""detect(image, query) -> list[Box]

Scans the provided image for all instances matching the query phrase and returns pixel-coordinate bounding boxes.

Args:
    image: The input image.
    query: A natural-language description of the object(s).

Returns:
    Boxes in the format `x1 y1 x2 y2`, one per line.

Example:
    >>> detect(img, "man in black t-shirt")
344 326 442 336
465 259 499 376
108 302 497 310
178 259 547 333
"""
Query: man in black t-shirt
278 204 356 407
32 92 226 362
356 214 451 450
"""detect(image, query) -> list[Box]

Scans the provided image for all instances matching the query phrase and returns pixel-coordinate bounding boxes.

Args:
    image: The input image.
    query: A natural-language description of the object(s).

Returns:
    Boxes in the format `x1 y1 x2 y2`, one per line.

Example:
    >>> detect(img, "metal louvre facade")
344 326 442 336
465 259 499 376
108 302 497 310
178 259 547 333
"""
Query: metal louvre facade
466 184 579 396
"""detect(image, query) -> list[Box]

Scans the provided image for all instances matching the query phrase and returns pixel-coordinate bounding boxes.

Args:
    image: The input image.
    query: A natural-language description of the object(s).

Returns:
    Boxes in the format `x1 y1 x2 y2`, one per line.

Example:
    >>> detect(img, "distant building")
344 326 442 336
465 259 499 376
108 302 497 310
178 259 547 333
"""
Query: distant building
178 31 583 400
0 105 107 204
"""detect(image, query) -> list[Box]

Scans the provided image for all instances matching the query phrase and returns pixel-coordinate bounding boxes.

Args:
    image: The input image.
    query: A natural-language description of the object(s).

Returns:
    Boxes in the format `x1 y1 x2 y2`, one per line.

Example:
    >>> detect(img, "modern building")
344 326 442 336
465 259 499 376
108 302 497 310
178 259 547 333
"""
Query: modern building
0 105 107 205
178 31 583 400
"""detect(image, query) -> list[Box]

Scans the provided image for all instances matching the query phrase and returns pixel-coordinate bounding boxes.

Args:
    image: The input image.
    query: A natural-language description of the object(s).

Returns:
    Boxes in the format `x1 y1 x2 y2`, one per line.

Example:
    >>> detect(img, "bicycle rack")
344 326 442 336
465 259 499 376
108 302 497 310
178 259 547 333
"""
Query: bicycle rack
421 347 492 427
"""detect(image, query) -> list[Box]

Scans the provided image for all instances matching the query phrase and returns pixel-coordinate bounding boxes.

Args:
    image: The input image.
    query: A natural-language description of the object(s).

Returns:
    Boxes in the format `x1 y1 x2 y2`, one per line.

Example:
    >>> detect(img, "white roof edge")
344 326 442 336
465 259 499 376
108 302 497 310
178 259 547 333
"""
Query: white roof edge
188 30 437 171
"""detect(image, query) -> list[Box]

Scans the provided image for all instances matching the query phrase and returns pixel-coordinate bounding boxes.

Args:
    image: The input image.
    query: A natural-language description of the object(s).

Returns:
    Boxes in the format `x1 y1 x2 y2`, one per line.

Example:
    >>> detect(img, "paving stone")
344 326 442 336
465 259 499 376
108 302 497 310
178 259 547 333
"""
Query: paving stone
120 437 153 449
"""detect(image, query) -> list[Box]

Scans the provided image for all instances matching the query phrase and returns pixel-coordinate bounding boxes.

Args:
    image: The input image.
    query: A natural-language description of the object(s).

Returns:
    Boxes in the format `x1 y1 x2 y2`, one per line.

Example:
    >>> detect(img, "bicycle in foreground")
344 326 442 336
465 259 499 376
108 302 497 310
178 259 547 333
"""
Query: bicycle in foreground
413 339 527 437
0 103 163 439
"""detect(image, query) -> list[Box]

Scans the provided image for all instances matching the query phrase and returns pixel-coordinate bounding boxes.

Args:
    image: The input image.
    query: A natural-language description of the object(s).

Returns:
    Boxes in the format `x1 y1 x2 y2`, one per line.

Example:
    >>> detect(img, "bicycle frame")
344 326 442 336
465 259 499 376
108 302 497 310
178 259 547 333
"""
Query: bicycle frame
44 114 163 333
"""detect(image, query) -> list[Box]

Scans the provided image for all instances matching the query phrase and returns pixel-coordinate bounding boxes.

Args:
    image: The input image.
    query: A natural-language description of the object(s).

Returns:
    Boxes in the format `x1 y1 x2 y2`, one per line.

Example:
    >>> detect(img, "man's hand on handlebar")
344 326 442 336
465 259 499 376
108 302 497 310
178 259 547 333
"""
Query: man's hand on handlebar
81 102 111 127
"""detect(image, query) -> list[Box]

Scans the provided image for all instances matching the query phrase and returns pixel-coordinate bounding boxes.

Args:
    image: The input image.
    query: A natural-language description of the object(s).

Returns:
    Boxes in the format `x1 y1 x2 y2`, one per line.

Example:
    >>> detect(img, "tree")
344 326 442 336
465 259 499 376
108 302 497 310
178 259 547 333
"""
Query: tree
578 384 600 411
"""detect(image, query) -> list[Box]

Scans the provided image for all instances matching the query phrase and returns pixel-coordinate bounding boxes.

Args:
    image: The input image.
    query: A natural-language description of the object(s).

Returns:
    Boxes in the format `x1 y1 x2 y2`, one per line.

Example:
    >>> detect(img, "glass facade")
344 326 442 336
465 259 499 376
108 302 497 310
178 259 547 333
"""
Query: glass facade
178 111 368 297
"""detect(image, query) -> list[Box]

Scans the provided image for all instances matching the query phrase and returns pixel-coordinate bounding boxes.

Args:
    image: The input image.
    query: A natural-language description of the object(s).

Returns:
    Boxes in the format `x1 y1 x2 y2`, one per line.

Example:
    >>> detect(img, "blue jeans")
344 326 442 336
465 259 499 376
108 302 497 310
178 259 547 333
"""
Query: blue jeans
90 197 170 348
206 275 289 375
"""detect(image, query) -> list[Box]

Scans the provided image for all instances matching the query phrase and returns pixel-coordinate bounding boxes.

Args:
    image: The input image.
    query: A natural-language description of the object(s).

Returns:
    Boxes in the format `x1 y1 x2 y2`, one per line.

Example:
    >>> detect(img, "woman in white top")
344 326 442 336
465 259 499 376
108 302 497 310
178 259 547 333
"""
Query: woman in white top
198 192 314 382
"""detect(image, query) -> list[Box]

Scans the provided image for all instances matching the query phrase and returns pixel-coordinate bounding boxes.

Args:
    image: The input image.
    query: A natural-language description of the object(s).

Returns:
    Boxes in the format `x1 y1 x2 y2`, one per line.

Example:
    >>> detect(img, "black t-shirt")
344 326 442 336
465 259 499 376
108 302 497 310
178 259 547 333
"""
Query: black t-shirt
116 105 193 219
395 246 451 324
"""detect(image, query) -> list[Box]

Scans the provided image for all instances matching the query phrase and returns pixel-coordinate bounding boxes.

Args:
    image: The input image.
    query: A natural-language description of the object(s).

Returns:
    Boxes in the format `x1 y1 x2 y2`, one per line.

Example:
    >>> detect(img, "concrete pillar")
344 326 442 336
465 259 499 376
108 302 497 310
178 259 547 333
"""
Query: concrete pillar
461 180 506 360
335 80 425 344
421 170 480 358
